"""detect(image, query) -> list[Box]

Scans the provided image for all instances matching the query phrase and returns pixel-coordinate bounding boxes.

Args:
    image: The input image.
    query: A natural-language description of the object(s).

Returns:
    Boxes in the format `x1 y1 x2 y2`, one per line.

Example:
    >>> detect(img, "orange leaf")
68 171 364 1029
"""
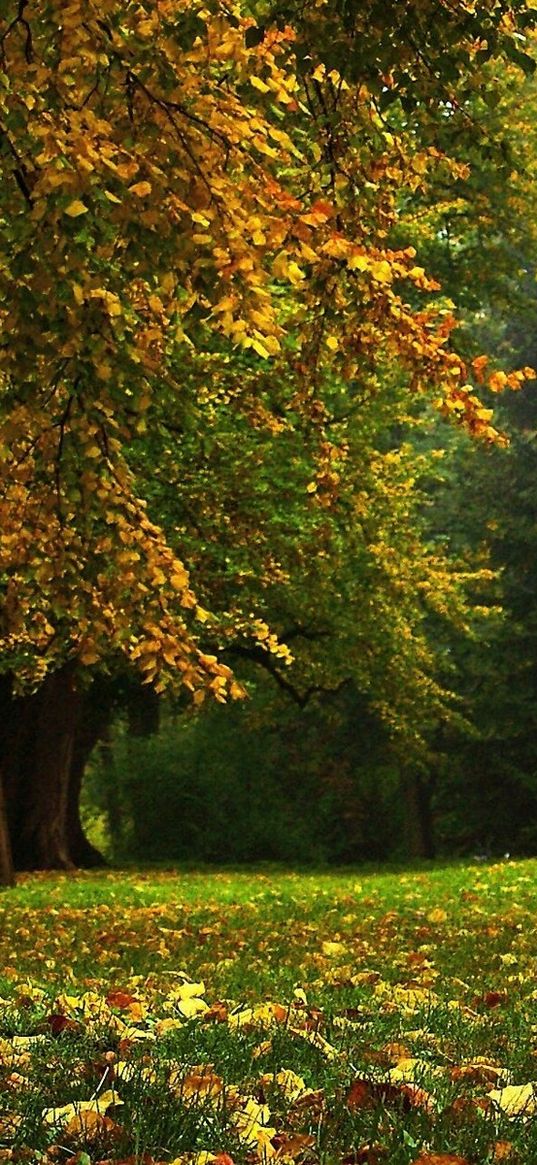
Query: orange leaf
411 1156 469 1165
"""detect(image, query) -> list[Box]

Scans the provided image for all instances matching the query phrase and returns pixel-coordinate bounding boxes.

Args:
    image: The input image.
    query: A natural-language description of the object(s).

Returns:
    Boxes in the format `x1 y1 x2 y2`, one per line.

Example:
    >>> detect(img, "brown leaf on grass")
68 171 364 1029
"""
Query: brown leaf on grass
170 1065 224 1101
273 1131 316 1158
42 1012 81 1036
64 1109 123 1144
359 1042 411 1068
411 1155 469 1165
341 1145 388 1165
203 1001 229 1023
289 1087 324 1117
346 1078 434 1113
450 1059 507 1085
473 991 508 1010
493 1143 518 1162
105 990 137 1009
93 1156 155 1165
0 1113 21 1138
444 1095 493 1121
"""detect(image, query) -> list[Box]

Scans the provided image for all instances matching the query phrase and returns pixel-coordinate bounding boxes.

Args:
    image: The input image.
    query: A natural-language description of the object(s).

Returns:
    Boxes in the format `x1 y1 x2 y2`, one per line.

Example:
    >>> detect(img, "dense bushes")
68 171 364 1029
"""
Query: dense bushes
83 690 405 865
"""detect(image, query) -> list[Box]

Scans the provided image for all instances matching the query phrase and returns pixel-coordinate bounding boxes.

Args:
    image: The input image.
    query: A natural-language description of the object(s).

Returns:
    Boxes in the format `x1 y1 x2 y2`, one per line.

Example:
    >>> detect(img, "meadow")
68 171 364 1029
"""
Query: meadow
2 861 537 1165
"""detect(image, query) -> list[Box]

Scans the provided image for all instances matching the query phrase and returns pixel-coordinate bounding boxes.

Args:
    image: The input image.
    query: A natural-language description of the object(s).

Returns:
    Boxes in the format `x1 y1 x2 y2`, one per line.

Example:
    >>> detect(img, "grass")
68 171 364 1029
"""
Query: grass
2 859 537 1163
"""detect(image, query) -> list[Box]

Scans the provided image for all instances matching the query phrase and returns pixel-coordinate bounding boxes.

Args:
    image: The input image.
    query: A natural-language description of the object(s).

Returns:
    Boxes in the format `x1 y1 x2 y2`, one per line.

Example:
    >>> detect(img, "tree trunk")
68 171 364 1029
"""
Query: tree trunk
400 769 436 859
0 664 108 870
13 665 81 870
0 770 14 886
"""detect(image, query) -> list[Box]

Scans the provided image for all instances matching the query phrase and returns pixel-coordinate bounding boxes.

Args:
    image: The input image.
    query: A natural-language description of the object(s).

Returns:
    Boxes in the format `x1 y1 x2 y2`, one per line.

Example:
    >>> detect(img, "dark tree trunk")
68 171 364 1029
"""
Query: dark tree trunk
0 770 14 886
400 769 436 859
0 666 110 871
12 665 81 870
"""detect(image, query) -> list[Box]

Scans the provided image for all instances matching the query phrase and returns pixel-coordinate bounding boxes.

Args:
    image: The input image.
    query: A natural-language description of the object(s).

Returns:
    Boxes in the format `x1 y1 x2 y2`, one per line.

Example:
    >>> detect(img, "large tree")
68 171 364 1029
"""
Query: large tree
0 0 535 874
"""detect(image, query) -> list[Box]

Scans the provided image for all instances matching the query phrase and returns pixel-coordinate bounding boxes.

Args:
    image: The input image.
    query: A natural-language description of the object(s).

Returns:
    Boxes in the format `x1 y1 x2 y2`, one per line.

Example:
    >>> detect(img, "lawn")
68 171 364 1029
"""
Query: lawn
2 860 537 1164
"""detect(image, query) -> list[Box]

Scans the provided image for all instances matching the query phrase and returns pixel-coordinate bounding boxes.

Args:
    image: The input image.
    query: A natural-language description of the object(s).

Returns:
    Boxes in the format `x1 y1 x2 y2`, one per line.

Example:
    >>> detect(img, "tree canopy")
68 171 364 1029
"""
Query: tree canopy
2 0 534 703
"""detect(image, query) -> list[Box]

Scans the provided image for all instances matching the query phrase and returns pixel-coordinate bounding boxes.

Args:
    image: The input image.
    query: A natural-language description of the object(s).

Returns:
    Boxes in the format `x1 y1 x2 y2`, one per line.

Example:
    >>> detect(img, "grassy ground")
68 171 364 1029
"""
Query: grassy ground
2 860 537 1164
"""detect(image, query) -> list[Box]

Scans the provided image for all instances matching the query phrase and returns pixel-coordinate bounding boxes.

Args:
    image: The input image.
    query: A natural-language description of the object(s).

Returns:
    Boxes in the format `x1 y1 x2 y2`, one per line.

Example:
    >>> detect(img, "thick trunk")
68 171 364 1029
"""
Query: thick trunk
0 665 108 870
0 771 14 886
13 665 80 870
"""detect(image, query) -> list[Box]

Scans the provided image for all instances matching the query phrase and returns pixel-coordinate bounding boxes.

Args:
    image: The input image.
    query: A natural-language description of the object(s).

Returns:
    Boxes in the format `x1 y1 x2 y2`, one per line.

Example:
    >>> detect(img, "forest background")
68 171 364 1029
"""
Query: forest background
3 0 537 880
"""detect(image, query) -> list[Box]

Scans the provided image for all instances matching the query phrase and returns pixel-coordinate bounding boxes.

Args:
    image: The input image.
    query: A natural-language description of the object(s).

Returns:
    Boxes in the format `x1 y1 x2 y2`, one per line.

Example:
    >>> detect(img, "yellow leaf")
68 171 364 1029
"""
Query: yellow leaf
325 335 338 351
386 1058 440 1083
64 1109 119 1142
348 253 369 271
251 338 270 358
427 907 447 924
489 1083 537 1118
174 980 206 1000
43 1089 122 1128
129 181 152 198
250 76 270 93
286 261 305 286
370 260 393 283
322 940 345 955
170 568 189 590
275 1069 307 1100
65 200 88 217
176 996 209 1019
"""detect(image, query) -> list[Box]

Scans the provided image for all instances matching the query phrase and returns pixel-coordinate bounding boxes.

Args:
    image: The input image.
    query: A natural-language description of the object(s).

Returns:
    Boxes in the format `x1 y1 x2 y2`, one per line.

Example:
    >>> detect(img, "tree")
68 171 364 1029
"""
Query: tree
1 0 535 873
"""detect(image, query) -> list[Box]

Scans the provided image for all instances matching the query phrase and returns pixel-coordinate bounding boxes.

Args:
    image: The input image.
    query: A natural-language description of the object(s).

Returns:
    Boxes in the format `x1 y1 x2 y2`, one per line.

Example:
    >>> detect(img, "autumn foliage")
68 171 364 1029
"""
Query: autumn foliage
1 0 535 704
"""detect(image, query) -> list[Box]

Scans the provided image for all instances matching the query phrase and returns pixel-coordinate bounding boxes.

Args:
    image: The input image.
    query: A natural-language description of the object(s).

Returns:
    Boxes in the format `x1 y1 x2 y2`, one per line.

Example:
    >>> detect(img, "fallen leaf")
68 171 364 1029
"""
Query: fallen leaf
489 1082 537 1117
411 1156 469 1165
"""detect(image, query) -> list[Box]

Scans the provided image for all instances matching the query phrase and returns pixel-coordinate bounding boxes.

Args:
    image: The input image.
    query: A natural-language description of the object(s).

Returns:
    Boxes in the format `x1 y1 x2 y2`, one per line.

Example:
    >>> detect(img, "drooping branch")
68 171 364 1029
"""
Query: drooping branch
225 642 351 708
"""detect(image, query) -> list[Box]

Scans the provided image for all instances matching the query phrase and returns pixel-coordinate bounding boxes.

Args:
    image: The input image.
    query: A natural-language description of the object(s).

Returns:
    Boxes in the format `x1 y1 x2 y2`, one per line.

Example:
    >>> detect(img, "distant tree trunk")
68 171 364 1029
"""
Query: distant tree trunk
400 769 436 859
0 771 14 886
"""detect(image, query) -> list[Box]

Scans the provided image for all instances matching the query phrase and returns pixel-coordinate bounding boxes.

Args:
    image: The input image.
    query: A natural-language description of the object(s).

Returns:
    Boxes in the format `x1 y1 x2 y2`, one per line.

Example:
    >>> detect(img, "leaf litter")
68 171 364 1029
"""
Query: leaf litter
3 862 537 1162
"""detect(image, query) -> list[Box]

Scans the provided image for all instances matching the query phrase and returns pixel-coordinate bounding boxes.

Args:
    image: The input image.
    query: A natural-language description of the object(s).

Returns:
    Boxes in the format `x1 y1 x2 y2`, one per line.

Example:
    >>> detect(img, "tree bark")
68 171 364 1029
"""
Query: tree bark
0 770 14 886
400 769 436 859
0 665 108 871
12 665 80 870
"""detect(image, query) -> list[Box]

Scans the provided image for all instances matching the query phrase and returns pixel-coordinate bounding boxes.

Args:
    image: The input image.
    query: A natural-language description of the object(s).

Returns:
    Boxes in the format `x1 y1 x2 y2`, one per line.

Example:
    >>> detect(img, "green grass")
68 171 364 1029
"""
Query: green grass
2 859 537 1163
